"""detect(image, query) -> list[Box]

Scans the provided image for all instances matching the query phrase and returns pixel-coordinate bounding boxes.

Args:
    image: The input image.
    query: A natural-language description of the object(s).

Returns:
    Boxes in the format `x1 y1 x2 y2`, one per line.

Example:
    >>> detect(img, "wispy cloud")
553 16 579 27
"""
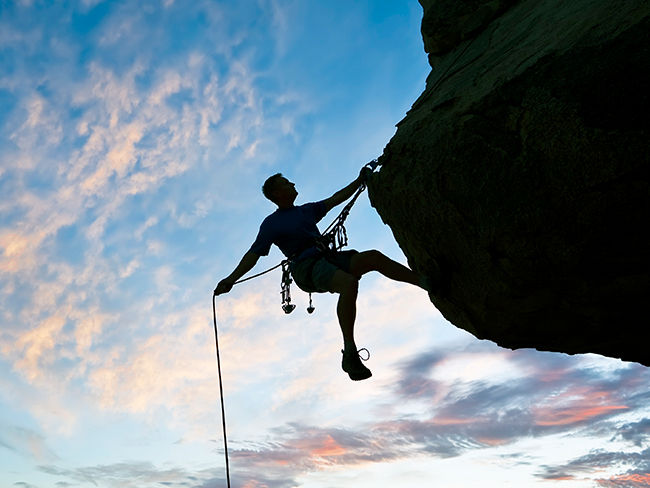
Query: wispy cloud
0 424 58 463
538 448 650 487
38 462 208 488
0 0 312 425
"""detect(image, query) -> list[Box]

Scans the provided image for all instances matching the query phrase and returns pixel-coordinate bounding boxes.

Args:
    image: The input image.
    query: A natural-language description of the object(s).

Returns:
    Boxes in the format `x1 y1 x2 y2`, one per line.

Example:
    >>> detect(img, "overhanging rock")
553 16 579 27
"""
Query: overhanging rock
368 0 649 365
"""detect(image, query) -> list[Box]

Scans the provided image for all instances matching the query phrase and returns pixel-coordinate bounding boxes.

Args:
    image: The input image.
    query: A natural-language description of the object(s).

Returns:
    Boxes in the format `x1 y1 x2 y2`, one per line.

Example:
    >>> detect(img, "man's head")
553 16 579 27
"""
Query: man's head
262 173 298 207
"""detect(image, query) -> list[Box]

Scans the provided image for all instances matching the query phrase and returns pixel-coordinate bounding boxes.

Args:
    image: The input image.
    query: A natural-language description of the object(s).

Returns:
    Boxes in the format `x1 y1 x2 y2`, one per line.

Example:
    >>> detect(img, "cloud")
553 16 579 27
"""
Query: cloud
532 388 629 426
10 93 64 151
230 423 399 482
14 315 67 381
538 448 650 487
38 461 209 488
614 418 650 447
13 483 38 488
599 473 650 488
0 424 58 463
391 350 446 400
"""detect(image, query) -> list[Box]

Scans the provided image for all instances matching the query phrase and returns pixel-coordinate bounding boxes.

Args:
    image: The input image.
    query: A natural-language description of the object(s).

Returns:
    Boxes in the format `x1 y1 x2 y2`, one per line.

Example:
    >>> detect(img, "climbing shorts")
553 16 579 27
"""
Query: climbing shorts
290 250 359 293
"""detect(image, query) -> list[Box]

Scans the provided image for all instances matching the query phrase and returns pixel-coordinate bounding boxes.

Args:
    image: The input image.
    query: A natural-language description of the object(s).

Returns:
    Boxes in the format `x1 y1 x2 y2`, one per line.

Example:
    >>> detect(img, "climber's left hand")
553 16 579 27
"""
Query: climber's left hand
359 166 373 183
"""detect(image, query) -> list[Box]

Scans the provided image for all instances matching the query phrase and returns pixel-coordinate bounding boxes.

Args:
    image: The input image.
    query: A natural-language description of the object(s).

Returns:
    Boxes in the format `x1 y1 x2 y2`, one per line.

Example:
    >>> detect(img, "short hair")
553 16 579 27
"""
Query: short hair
262 173 283 203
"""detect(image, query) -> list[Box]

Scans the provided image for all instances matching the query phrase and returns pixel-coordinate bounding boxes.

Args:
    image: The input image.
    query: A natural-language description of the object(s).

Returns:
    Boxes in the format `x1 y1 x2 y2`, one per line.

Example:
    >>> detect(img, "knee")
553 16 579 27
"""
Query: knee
365 249 384 263
350 250 383 277
333 272 358 295
342 273 359 294
359 249 384 270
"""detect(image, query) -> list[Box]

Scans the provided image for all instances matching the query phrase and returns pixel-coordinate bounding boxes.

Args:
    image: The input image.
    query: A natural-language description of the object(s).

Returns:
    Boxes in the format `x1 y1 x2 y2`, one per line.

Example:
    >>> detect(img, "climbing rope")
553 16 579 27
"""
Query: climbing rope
320 182 366 252
210 159 378 484
212 295 231 488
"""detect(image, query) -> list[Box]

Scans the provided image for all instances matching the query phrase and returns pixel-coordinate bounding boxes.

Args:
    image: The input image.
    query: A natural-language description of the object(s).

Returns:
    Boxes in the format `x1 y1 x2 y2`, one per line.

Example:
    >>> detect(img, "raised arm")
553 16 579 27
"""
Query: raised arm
214 251 260 295
322 167 370 213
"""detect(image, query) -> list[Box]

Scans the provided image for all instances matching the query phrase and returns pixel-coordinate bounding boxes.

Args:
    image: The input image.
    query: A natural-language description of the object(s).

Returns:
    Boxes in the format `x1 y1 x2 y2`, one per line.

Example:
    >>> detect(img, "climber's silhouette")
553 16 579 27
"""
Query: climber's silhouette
215 169 445 381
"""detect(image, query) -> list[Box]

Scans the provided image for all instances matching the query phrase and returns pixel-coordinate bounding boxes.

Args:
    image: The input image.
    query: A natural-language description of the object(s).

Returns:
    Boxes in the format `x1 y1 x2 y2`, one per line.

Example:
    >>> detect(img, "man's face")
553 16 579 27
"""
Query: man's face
274 177 298 202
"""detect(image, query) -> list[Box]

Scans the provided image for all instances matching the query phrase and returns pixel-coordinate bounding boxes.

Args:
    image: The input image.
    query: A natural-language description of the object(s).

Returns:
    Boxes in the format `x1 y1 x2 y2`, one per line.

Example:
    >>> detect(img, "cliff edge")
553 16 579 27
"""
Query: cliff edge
369 0 649 365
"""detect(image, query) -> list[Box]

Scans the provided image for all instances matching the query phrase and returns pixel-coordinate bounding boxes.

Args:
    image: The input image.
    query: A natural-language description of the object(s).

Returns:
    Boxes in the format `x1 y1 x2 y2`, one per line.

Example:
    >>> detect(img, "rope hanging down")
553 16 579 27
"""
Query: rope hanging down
212 295 231 488
211 159 378 486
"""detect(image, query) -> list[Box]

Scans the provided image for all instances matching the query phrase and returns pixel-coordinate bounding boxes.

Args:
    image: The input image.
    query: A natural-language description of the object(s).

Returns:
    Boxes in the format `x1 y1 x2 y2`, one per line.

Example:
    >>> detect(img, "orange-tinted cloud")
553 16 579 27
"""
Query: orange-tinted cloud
535 404 628 426
533 387 628 426
430 416 481 426
475 436 509 447
241 482 270 488
291 433 347 459
600 473 650 487
311 434 346 457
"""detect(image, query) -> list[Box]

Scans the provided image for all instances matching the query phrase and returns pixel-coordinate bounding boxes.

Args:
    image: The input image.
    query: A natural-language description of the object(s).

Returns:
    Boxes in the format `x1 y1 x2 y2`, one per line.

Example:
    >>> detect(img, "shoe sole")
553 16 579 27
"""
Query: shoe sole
347 370 372 381
342 364 372 381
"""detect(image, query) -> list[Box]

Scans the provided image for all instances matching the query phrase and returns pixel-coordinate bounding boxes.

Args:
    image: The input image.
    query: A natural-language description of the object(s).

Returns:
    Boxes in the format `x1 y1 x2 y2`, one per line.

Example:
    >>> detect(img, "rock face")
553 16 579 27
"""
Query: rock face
368 0 649 365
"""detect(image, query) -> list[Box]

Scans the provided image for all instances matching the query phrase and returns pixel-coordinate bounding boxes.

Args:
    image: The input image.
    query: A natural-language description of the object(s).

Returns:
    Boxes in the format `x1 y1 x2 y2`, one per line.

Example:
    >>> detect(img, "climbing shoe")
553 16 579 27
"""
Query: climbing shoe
341 348 372 381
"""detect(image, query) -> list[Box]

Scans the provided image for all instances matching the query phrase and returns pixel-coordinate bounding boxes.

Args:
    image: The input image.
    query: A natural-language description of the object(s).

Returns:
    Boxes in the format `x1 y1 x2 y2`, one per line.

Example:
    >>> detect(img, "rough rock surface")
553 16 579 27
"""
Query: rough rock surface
368 0 649 365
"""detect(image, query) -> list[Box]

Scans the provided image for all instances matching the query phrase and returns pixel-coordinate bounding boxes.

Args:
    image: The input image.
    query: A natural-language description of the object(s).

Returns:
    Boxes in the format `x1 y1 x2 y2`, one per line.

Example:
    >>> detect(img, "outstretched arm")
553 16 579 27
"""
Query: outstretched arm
323 167 370 213
214 251 260 295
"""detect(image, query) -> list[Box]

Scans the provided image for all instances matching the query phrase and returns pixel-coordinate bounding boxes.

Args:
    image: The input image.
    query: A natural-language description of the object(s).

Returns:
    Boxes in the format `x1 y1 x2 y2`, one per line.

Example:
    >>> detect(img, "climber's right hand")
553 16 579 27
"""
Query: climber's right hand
214 278 235 296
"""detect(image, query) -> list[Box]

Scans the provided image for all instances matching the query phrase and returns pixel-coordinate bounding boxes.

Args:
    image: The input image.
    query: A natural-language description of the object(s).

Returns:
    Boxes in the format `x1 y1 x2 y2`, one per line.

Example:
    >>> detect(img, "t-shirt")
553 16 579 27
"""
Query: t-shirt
248 201 329 259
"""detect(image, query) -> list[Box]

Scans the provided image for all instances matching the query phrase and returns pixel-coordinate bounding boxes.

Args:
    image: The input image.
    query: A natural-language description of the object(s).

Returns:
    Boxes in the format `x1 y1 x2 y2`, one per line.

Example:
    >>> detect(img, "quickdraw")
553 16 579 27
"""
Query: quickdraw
280 260 297 314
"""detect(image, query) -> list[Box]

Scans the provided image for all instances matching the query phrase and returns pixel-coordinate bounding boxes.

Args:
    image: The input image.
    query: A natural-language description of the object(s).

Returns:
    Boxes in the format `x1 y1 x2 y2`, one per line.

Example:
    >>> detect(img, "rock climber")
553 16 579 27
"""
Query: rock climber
214 168 446 381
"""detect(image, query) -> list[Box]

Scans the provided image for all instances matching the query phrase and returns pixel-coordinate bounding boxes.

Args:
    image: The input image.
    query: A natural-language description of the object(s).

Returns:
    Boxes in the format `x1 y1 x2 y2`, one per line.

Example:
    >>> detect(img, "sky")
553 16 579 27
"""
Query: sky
0 1 648 487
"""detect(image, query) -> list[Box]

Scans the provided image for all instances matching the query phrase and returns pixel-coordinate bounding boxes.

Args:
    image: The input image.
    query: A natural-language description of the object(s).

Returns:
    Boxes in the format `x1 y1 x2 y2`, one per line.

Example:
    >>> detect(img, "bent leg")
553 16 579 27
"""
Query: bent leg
350 249 420 286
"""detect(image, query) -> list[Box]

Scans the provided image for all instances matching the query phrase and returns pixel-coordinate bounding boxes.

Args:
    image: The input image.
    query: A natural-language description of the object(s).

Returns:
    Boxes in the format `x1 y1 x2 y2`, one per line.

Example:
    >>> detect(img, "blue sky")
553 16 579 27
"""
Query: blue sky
0 1 648 487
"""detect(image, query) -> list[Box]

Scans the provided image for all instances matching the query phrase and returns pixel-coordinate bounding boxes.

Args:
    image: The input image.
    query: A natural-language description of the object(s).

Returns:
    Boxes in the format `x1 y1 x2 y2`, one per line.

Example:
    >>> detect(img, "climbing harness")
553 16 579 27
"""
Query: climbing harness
211 159 378 486
282 159 378 313
235 158 378 315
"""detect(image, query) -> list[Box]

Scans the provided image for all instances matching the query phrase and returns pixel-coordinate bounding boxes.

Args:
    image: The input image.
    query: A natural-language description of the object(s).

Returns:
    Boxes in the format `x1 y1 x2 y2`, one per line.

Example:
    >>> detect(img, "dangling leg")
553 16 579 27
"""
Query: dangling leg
329 270 359 351
328 269 371 381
